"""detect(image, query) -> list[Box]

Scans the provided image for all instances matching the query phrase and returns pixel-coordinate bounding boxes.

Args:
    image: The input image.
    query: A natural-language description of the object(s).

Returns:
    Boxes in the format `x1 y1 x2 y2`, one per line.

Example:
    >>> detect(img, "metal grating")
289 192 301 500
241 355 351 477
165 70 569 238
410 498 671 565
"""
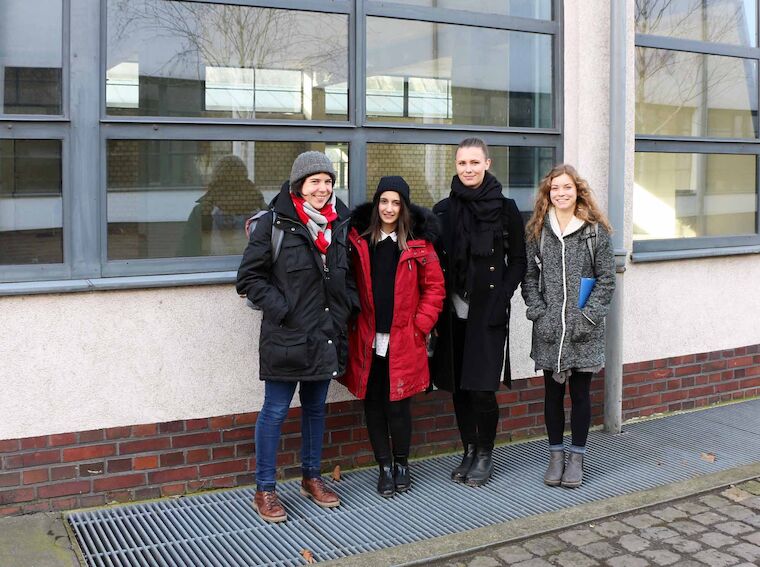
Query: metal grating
68 398 760 566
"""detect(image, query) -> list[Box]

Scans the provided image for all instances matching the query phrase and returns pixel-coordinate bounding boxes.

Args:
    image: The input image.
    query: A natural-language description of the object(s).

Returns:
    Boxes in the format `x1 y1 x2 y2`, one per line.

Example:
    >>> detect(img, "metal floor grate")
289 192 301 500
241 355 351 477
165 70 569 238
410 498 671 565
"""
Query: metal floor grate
68 398 760 567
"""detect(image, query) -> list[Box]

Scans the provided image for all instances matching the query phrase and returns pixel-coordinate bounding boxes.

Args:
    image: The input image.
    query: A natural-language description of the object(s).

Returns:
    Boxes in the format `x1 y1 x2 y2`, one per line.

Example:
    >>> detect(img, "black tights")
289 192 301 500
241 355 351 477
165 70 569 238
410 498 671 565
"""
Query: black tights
543 369 592 447
364 354 411 464
451 318 499 451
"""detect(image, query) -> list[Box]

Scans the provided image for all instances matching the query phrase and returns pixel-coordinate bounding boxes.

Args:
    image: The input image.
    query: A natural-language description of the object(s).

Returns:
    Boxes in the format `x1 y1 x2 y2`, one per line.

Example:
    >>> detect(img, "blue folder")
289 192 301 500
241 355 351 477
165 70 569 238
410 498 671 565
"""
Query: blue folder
578 277 596 309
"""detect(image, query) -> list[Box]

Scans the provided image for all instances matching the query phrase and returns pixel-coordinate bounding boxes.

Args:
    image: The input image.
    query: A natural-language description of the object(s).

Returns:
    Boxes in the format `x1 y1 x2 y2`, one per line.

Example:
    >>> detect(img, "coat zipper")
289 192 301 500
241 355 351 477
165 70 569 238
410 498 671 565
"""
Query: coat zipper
556 234 568 371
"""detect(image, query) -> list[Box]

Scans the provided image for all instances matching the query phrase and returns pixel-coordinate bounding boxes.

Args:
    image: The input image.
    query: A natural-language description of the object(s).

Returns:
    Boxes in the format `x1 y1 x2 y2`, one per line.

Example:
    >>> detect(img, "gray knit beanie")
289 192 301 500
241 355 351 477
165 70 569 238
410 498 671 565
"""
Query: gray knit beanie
289 151 336 189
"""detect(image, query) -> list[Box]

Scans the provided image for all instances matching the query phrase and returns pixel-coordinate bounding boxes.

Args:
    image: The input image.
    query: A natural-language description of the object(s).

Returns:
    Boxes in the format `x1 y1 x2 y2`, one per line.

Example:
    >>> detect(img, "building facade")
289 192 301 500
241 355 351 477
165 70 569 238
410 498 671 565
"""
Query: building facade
0 0 759 514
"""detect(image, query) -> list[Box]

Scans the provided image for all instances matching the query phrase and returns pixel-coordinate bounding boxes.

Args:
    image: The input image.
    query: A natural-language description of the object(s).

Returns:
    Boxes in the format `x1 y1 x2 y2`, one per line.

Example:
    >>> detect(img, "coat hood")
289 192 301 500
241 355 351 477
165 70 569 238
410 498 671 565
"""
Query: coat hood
350 201 440 243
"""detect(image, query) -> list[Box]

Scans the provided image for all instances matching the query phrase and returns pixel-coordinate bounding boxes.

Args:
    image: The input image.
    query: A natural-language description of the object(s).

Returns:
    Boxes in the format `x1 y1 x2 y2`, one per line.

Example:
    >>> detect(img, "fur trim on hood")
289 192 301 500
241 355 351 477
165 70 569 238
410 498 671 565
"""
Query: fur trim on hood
350 202 440 243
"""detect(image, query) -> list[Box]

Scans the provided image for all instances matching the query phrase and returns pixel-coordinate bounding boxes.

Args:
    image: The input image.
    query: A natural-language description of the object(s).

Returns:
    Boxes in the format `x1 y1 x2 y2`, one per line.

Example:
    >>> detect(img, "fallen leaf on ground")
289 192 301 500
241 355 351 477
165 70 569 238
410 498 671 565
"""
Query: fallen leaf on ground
331 465 341 482
700 452 716 463
300 549 316 564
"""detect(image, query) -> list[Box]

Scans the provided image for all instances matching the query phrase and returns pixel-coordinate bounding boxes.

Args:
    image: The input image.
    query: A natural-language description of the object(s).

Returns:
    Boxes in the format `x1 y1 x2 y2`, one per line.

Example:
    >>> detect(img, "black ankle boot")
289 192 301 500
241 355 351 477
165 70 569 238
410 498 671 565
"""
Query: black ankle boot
451 443 477 483
376 463 394 498
465 448 493 487
393 457 410 492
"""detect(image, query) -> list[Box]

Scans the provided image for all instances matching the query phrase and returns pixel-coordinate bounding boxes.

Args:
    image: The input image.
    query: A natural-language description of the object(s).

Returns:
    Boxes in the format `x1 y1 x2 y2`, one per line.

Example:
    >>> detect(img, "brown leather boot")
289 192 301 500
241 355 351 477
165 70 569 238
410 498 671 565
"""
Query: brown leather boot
300 477 340 508
253 490 287 523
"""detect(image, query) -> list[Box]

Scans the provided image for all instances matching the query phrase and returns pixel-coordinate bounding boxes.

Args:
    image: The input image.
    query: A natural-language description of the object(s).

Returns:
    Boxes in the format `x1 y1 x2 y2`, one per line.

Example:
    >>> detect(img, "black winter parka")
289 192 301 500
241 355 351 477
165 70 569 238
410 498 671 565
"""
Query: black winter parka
236 184 359 382
431 195 527 391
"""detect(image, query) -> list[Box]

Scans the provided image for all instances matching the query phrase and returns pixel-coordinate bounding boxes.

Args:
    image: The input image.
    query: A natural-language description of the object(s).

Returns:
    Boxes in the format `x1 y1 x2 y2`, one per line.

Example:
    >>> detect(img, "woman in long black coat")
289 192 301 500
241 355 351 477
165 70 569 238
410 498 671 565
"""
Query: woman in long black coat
432 137 527 487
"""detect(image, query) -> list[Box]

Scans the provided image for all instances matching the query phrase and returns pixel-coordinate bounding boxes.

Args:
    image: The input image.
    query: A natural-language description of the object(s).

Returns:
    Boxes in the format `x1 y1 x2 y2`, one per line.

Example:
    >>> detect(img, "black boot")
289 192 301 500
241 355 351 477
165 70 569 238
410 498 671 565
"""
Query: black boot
450 443 477 483
465 449 493 487
376 463 394 498
393 457 411 492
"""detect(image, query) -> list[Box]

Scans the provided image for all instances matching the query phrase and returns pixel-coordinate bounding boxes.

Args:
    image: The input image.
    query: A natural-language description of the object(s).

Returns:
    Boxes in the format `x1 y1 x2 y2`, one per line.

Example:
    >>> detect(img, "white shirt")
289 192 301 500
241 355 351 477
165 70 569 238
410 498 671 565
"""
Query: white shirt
373 230 397 357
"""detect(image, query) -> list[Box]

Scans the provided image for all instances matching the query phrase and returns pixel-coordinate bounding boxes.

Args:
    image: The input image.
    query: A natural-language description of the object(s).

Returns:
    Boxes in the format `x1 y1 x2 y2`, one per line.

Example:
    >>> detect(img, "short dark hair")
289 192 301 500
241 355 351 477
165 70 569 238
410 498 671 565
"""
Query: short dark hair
290 178 305 197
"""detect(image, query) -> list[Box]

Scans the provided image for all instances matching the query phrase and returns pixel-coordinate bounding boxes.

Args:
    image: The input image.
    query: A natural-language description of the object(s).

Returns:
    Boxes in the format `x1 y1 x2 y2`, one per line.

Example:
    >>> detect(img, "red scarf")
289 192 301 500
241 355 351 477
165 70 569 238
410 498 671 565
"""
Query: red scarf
290 195 338 255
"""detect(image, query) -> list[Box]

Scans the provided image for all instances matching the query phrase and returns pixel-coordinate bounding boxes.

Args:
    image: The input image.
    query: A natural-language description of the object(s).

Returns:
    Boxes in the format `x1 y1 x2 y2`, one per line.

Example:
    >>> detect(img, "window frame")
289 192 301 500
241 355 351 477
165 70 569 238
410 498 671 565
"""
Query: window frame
0 0 563 292
633 1 760 261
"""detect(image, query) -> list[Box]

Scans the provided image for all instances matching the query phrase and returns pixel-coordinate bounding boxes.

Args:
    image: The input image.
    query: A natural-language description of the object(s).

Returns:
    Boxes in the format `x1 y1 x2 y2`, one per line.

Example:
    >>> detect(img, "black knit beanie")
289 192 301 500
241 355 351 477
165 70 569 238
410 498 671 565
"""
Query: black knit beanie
373 176 410 206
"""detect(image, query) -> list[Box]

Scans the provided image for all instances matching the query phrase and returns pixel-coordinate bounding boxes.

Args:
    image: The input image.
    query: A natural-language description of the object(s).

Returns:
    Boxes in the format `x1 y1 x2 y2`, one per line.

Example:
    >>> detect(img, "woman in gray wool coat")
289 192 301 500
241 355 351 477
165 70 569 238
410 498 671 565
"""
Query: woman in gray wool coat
522 164 615 488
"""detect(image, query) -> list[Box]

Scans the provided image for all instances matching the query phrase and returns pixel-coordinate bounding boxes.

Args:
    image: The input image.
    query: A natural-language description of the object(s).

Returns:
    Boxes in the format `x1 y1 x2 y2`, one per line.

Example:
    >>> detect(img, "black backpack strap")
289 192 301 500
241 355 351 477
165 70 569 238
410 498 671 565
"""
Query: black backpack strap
581 222 598 276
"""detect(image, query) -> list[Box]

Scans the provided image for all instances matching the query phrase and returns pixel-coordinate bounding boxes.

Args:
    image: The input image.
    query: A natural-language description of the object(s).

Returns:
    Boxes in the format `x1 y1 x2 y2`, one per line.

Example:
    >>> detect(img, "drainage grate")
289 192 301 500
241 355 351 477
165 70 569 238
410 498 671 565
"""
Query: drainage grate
68 398 760 567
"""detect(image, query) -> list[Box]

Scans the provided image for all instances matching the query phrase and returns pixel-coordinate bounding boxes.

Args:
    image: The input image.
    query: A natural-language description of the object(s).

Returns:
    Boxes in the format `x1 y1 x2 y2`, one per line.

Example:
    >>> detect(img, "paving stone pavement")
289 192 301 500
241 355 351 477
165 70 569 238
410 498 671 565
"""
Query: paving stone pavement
432 480 760 567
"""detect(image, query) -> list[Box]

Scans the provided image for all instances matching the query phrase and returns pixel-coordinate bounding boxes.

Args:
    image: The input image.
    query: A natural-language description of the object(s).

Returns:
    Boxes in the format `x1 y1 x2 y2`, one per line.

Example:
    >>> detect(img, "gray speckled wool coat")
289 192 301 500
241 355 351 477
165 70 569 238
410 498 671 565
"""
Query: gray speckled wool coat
521 212 615 373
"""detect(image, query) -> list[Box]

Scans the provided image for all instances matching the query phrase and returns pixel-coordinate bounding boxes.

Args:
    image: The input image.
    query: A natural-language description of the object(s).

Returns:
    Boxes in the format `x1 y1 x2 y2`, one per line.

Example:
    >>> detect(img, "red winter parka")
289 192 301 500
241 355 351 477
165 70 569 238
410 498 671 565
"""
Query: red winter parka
341 203 446 402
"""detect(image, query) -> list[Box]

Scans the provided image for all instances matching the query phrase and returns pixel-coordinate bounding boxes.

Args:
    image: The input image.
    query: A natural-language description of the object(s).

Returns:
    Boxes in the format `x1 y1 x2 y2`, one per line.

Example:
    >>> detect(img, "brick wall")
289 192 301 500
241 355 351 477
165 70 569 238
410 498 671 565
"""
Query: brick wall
1 344 758 516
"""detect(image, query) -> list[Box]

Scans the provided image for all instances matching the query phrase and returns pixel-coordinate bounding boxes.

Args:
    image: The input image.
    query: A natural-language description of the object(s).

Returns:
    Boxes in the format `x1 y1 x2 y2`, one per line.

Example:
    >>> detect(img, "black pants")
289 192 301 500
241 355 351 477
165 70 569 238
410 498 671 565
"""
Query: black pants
543 369 593 447
364 354 411 464
451 318 499 451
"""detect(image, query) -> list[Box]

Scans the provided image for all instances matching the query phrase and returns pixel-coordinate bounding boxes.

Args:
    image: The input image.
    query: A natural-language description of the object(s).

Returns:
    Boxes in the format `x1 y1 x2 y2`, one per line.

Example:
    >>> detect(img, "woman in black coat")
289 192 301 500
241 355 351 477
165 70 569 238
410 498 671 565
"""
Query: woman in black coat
432 137 527 487
236 151 358 523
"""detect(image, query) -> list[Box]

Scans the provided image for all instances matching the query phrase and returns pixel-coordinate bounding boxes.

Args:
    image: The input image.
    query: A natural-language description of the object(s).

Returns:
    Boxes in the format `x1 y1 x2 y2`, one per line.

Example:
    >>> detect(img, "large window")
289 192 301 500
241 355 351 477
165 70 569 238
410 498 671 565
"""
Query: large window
0 140 63 265
106 1 348 121
0 0 561 288
0 0 65 278
635 0 760 257
107 140 348 260
366 19 553 128
367 144 553 212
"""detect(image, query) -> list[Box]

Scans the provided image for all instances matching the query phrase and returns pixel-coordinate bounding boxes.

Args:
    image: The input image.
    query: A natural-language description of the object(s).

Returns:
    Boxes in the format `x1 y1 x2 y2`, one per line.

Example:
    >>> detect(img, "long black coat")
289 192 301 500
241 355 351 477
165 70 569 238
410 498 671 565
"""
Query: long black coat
431 196 526 391
236 185 359 382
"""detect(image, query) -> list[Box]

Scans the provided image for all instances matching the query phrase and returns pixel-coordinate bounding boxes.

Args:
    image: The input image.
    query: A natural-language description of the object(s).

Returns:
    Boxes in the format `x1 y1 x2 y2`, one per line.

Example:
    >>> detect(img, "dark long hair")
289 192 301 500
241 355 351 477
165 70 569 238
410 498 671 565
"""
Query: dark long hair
362 193 413 251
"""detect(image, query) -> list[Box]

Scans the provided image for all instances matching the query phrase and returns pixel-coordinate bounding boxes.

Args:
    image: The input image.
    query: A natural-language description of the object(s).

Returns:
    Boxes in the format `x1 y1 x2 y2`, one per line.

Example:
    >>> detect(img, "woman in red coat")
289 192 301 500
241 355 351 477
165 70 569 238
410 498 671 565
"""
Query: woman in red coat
342 176 445 497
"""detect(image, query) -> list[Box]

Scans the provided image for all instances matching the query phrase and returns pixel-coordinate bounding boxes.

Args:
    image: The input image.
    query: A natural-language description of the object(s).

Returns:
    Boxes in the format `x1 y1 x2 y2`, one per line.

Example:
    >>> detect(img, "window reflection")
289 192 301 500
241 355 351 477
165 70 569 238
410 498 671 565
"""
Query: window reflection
107 141 349 260
367 143 554 212
0 0 63 115
636 0 756 46
372 0 552 20
366 18 552 128
0 140 63 264
636 48 758 138
634 152 756 239
106 0 348 120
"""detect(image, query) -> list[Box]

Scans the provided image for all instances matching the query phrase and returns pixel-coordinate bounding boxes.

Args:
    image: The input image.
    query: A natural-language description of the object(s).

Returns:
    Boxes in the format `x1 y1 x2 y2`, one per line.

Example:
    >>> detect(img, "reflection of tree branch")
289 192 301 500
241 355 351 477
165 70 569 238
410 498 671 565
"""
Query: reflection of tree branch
110 0 347 83
636 0 750 44
637 49 752 136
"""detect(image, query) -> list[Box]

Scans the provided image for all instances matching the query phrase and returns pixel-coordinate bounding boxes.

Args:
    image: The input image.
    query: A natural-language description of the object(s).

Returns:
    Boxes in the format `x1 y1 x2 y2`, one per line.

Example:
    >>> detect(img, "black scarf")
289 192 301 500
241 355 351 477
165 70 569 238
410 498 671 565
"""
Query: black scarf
448 171 504 297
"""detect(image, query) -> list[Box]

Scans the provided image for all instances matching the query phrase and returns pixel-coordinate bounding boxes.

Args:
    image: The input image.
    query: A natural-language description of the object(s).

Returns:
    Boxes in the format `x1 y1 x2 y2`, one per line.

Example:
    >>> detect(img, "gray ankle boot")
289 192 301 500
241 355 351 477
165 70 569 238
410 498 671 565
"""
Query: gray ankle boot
561 452 584 488
543 451 564 486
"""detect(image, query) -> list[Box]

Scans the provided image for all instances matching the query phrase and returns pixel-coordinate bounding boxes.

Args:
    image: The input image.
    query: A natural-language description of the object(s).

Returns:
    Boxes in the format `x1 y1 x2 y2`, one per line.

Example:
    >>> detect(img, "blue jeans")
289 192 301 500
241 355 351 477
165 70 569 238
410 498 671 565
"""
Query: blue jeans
254 379 331 492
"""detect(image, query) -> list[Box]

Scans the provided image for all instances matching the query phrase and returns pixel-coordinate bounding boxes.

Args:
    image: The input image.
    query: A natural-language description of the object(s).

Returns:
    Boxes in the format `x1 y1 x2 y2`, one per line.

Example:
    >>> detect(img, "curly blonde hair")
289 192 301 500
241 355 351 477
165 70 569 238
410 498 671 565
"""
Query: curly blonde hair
525 164 612 242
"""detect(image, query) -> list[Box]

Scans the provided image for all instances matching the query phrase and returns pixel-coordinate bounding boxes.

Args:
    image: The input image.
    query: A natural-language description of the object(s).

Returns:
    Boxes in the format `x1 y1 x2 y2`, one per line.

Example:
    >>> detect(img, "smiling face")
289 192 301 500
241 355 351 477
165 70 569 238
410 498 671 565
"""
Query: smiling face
455 146 491 189
549 172 578 213
378 190 401 233
300 172 334 210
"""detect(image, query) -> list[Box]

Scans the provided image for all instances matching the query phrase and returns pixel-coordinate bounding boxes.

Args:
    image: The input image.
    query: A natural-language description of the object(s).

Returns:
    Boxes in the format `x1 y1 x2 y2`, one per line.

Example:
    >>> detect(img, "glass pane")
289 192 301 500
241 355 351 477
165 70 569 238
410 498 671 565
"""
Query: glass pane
635 0 756 46
107 141 349 260
636 48 758 138
106 0 348 120
372 0 552 19
0 140 63 264
0 0 63 115
367 143 554 213
634 152 757 239
366 18 553 128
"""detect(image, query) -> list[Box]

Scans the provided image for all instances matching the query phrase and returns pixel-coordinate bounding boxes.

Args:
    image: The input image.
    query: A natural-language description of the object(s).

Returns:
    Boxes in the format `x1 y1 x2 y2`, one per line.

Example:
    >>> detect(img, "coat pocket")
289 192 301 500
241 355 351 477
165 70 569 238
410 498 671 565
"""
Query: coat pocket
570 313 597 343
535 312 558 342
265 329 310 373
